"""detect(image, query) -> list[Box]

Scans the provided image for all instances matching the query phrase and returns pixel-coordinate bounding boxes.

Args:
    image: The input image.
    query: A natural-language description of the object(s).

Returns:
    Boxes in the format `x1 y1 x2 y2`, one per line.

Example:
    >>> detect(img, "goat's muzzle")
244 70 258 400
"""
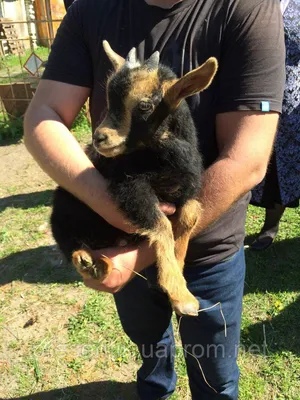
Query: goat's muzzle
93 125 127 158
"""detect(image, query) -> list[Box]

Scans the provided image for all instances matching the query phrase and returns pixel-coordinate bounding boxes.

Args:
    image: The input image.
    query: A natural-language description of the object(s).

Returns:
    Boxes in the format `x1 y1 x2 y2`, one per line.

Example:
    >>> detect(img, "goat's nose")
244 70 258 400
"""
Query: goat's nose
94 132 108 146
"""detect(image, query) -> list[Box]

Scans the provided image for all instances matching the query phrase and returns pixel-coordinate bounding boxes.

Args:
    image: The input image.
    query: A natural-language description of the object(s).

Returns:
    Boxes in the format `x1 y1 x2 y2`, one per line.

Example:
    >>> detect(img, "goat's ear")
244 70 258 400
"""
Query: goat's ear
103 40 125 71
164 57 218 109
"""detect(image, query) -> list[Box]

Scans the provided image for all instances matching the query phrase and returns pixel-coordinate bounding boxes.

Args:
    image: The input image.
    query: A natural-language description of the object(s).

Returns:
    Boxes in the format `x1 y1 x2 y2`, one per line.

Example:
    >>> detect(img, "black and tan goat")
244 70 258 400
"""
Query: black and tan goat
50 41 218 316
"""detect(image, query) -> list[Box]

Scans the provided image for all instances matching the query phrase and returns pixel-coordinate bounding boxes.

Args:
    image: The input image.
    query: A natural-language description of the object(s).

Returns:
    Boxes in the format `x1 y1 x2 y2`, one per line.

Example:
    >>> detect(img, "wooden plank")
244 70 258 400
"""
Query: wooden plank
0 20 26 56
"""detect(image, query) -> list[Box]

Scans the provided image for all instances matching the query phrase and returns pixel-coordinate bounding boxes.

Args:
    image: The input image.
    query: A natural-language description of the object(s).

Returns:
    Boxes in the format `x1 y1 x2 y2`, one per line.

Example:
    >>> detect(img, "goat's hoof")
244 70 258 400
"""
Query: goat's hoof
72 250 113 282
172 295 199 317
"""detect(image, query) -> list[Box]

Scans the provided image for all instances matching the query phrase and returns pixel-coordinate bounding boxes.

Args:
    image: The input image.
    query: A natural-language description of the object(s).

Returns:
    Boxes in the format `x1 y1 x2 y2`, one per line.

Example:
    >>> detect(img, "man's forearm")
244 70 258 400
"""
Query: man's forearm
193 157 262 235
24 105 126 228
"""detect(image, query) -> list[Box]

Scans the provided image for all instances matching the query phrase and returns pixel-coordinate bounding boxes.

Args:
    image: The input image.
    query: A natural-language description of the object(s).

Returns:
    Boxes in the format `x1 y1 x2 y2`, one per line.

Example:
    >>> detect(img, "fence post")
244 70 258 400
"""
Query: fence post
44 0 54 48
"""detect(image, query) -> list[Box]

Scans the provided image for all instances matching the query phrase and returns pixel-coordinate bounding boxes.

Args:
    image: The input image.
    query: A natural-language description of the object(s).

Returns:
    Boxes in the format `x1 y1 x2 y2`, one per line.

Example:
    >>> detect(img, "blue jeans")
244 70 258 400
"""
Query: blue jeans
114 247 245 400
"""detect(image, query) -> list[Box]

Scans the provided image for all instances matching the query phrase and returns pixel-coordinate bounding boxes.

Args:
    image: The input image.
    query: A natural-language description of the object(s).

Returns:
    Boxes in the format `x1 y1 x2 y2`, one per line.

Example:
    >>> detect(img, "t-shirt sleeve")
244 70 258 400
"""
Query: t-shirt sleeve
42 0 93 88
216 0 285 114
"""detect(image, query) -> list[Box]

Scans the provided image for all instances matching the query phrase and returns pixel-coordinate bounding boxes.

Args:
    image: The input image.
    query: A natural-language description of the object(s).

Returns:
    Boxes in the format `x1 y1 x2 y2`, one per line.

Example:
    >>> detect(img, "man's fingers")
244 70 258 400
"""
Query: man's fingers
159 202 176 216
82 267 124 294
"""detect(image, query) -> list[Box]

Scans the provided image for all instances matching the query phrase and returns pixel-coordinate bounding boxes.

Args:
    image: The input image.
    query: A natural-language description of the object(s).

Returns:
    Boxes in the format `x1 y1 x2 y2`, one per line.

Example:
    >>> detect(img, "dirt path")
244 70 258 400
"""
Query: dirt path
0 142 55 198
0 142 142 399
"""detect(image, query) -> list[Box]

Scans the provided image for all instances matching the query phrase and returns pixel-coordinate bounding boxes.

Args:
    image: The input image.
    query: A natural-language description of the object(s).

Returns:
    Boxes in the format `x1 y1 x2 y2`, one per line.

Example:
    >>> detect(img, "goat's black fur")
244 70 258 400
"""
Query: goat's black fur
50 63 203 261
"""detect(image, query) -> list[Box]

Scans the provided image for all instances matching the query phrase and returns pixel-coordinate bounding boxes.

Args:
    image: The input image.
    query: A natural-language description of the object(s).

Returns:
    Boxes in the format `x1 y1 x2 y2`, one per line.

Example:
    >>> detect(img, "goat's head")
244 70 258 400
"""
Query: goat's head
93 40 218 157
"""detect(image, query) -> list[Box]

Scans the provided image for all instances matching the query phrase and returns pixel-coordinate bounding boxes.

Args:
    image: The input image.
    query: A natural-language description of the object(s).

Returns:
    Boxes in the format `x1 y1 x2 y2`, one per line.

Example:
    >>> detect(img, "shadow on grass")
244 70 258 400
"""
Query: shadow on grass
0 190 54 213
244 236 300 294
242 236 300 356
6 380 138 400
0 245 79 286
241 297 300 357
1 225 299 357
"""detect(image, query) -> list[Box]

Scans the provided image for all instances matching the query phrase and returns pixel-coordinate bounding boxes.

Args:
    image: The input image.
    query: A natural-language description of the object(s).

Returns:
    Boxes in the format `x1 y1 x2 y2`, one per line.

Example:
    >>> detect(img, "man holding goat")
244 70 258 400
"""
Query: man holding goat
24 0 285 398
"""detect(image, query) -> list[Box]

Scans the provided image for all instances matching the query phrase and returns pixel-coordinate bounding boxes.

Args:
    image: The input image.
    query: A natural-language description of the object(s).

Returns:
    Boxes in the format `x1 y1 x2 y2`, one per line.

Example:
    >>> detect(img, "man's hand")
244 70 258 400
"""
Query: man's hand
83 241 156 293
82 203 175 292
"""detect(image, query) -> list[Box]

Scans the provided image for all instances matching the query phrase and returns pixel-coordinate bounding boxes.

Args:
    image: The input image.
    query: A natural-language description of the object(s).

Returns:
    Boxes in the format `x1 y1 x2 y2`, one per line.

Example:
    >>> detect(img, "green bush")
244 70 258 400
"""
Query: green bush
0 115 23 143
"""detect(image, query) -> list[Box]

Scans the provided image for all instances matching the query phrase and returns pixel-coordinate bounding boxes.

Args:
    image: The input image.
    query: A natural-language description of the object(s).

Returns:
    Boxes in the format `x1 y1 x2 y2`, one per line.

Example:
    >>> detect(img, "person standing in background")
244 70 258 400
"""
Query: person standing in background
250 0 300 251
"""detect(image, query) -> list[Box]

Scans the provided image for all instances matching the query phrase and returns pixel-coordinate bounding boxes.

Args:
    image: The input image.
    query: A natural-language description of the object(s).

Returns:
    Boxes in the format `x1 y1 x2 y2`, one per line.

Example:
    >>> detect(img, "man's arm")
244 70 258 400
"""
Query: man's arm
193 110 279 234
24 80 135 232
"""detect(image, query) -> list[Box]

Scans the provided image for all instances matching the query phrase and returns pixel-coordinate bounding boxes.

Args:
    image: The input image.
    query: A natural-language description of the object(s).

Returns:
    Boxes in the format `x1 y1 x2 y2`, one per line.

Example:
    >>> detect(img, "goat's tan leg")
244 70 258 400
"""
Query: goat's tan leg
173 199 202 272
138 214 199 316
72 249 113 282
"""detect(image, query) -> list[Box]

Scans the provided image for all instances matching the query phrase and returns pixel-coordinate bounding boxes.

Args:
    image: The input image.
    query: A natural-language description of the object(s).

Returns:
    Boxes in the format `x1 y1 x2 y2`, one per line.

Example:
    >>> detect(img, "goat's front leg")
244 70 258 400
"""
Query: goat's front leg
138 213 199 316
172 199 202 271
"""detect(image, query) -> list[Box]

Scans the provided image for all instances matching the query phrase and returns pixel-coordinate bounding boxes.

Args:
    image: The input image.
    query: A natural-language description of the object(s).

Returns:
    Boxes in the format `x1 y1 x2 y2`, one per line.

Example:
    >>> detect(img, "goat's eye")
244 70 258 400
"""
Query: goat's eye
139 101 152 112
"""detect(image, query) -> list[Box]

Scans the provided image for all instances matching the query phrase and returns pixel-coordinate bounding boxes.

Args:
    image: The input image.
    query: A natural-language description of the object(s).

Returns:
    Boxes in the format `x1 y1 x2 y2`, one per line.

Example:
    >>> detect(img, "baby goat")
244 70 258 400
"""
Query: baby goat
50 41 218 316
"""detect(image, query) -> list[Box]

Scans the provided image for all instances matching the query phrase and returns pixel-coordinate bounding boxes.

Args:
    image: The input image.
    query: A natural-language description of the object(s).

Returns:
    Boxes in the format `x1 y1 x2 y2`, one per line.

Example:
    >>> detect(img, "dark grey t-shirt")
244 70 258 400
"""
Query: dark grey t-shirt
43 0 285 266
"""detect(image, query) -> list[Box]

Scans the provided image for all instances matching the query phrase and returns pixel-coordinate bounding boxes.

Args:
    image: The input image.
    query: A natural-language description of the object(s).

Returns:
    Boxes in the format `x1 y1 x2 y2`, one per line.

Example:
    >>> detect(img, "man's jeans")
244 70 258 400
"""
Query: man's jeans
114 247 245 400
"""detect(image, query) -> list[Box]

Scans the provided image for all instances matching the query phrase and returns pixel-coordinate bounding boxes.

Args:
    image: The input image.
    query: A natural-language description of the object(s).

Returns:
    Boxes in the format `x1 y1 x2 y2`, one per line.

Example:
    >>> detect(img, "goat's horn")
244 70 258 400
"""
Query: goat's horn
103 40 125 71
126 47 139 67
144 51 160 70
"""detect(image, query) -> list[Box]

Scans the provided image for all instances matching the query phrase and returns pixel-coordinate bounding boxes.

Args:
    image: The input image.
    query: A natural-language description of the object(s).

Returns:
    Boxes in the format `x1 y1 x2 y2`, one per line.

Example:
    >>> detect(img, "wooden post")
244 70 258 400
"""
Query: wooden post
44 0 54 47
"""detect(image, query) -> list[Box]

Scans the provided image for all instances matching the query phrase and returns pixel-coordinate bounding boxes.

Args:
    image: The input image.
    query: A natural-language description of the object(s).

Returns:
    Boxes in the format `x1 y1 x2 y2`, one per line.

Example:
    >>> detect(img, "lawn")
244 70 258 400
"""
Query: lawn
0 125 299 399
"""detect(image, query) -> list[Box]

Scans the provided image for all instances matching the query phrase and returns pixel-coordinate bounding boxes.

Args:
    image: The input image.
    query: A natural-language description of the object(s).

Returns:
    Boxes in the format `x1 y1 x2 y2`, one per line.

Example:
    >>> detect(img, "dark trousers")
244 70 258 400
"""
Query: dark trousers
114 247 245 400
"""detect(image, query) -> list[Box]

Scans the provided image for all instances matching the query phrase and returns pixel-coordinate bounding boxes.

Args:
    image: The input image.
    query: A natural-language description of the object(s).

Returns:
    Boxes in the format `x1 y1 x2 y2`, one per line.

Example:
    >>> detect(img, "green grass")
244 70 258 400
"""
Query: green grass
0 115 24 142
0 46 49 69
239 206 300 400
0 143 299 400
72 108 91 143
0 105 91 144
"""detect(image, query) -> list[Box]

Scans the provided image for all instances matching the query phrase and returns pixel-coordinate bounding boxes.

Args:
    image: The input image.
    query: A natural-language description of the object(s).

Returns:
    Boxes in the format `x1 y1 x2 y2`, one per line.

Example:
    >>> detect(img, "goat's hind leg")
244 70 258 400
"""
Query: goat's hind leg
167 199 201 315
139 212 199 316
173 199 202 271
72 249 113 282
109 178 198 315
